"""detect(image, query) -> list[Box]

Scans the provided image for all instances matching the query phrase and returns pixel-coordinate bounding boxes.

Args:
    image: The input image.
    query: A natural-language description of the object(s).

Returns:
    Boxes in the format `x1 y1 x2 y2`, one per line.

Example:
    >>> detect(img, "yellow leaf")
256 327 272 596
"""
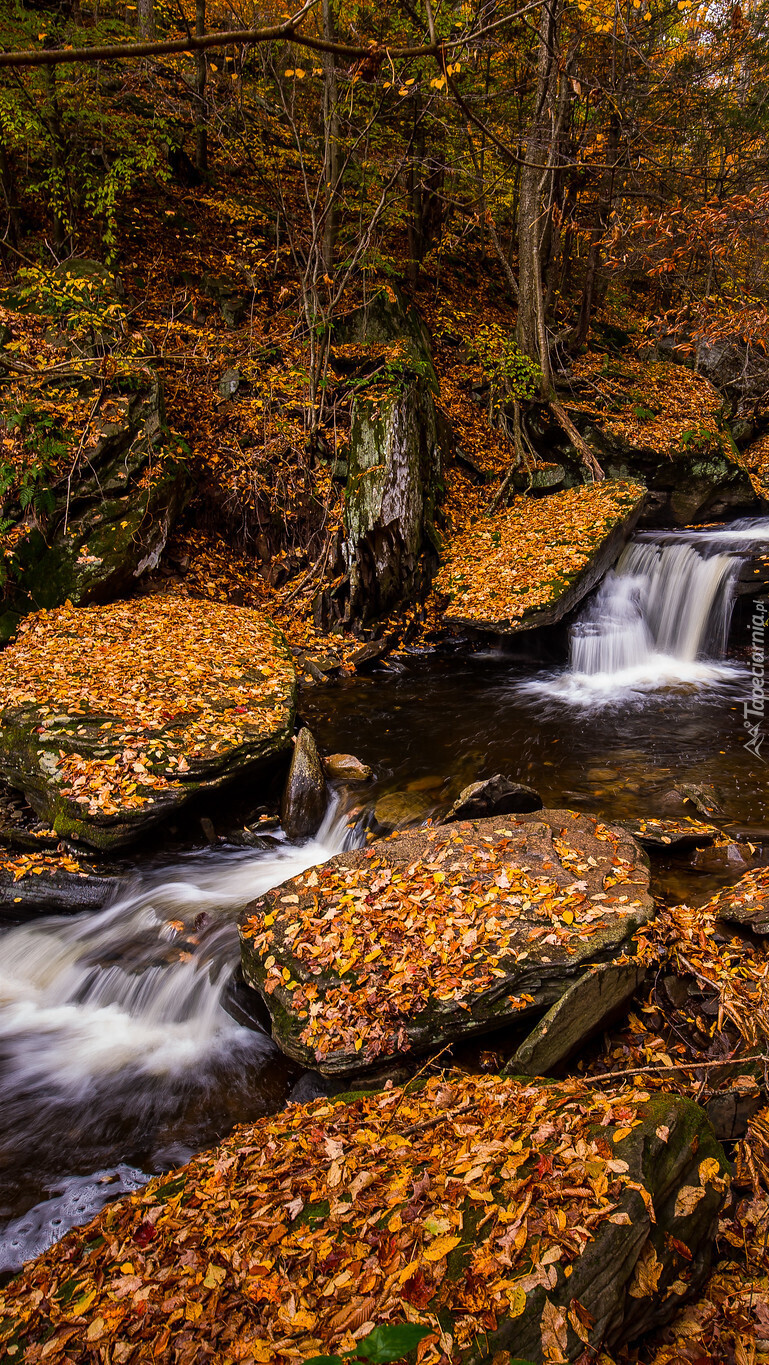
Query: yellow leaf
562 909 574 925
613 1126 633 1143
424 1234 462 1262
203 1263 227 1289
505 1283 527 1317
698 1157 721 1184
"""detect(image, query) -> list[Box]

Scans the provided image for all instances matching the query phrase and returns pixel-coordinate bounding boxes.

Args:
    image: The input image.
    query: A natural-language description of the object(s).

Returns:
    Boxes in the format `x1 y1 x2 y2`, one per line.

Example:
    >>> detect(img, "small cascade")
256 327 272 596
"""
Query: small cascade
522 518 769 705
0 801 360 1255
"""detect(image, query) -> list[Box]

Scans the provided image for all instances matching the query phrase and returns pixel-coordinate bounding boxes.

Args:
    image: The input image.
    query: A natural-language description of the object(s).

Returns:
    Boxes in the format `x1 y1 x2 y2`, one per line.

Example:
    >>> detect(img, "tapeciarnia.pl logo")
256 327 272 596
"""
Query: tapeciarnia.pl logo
744 600 767 761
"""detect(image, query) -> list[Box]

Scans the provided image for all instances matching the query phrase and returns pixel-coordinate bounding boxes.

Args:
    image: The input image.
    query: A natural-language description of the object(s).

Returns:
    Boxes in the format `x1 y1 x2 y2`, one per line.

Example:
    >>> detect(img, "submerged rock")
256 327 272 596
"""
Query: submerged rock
371 787 436 832
0 597 296 850
436 481 648 636
0 1073 729 1364
281 728 327 841
239 809 653 1076
322 753 373 783
445 774 543 822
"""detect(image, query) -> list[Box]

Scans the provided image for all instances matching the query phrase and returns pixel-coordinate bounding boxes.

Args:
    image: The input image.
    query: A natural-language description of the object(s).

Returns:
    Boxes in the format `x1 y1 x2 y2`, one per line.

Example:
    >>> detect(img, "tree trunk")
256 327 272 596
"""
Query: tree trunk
321 0 340 274
195 0 208 176
0 126 19 251
137 0 154 39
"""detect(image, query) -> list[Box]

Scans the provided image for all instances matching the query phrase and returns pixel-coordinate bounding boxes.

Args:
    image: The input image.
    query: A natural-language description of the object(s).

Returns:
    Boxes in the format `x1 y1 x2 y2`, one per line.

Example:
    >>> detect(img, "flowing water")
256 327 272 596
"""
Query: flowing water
0 804 358 1271
2 517 769 1270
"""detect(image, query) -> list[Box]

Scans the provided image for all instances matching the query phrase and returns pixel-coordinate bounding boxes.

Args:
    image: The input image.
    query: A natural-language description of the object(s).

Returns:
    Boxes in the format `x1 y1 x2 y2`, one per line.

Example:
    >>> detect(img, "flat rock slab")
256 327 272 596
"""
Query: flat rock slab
0 1074 729 1365
0 849 122 914
619 817 718 851
699 865 769 934
435 481 647 635
507 960 645 1076
0 597 296 850
240 809 653 1075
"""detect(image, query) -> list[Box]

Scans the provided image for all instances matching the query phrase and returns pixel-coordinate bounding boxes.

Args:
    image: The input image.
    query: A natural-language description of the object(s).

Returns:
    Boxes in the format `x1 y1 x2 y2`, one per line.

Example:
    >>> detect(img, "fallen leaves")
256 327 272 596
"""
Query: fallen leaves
0 596 296 835
435 481 645 632
0 1073 710 1365
241 811 651 1070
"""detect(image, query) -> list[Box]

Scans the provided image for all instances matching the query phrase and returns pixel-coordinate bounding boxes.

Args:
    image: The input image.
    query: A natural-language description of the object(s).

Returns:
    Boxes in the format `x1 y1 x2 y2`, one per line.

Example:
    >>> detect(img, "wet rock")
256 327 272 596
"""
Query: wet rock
619 817 718 852
0 1074 729 1363
507 960 645 1076
0 370 187 642
371 788 435 832
350 635 396 670
436 482 648 636
660 783 724 819
444 774 543 822
322 753 373 783
281 728 327 841
0 850 124 915
240 809 653 1076
0 598 296 850
700 865 769 935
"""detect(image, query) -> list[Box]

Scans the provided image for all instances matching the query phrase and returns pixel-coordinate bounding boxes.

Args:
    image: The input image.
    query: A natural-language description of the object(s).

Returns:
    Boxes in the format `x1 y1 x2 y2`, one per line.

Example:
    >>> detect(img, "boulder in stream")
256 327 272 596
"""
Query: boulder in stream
445 774 543 822
436 481 648 635
239 808 653 1075
0 1073 729 1365
281 728 327 841
0 597 296 850
322 752 373 783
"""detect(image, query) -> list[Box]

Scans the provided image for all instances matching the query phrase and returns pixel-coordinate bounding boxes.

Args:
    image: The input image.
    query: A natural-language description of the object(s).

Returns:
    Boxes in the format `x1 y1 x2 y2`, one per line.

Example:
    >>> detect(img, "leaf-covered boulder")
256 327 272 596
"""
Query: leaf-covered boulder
435 481 647 636
239 809 653 1075
0 1074 729 1365
0 597 296 850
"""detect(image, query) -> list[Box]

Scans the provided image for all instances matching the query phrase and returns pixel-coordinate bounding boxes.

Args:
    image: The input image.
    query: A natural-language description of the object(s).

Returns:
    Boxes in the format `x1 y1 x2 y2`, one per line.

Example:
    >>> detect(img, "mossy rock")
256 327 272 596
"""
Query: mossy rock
0 370 188 640
239 809 653 1076
0 1073 729 1364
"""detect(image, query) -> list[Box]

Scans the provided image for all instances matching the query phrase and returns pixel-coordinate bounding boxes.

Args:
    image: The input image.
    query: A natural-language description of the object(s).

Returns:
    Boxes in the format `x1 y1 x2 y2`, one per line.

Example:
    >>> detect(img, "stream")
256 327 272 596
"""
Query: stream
2 516 769 1272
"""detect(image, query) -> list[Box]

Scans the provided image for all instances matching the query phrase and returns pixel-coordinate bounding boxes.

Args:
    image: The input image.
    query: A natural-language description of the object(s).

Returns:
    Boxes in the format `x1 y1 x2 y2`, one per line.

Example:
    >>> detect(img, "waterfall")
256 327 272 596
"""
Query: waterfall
0 801 359 1266
522 518 769 706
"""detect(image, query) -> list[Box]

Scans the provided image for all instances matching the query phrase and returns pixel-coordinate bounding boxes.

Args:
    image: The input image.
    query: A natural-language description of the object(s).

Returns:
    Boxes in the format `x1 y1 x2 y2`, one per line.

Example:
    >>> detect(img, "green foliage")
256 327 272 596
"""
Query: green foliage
2 402 69 522
10 265 125 337
632 404 657 421
302 1323 432 1365
679 424 719 455
467 325 542 405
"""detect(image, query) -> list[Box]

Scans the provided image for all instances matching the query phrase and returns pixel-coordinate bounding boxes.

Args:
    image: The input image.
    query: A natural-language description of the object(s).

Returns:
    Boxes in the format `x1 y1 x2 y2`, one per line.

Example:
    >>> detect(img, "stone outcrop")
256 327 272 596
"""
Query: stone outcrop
0 597 296 850
436 481 647 636
343 376 444 619
0 1074 730 1365
240 808 653 1076
0 366 186 643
